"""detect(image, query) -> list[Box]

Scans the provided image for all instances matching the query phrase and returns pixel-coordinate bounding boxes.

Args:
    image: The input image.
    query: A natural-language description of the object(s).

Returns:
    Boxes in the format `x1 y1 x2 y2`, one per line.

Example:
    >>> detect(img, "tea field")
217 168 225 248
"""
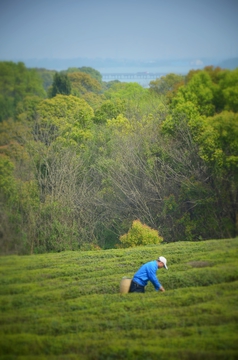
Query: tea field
0 238 238 359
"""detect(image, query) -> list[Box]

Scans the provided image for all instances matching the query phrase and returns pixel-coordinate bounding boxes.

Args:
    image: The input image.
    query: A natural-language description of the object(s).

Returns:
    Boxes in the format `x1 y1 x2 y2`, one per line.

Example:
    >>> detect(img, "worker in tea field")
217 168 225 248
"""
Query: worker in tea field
129 256 168 293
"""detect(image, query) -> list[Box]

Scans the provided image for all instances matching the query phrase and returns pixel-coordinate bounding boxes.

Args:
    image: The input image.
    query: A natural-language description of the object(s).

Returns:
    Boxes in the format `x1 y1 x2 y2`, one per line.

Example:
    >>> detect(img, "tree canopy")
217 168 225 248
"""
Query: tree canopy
1 61 238 254
68 72 102 95
0 61 45 122
49 72 72 97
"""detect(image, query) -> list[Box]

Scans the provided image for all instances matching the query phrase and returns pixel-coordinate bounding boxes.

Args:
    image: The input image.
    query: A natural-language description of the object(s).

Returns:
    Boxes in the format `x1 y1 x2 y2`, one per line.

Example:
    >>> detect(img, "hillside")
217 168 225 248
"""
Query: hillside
0 238 238 359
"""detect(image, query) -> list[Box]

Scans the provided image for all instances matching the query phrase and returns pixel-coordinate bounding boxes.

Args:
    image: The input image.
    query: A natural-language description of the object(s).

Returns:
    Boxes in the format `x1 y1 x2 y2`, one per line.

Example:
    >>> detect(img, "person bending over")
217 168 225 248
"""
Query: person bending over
129 256 168 293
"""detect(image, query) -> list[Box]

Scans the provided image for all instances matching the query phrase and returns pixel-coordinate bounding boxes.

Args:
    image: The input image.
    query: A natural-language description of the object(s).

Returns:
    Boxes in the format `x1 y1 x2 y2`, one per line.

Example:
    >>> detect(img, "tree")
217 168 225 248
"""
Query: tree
119 219 163 248
1 61 238 254
35 68 56 92
185 66 236 113
197 111 238 236
182 71 215 116
35 94 94 147
162 73 238 239
78 66 102 83
104 82 146 101
149 73 184 99
93 99 125 124
81 92 105 110
49 72 71 98
68 72 102 96
0 61 45 122
220 68 238 112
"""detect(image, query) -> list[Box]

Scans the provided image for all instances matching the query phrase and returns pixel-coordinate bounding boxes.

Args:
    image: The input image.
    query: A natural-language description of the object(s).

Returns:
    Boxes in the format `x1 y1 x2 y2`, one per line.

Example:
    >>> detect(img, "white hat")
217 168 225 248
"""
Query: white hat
158 256 168 270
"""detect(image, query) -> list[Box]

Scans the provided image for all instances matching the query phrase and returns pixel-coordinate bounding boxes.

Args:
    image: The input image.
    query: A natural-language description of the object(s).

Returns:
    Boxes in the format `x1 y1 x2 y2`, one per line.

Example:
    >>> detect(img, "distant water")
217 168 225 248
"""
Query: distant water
98 65 194 74
98 65 202 87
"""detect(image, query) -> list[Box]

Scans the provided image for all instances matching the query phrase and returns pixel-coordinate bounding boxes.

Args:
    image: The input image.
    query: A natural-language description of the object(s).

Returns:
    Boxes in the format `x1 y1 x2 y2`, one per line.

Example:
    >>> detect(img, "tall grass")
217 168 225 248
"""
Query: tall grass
0 238 238 359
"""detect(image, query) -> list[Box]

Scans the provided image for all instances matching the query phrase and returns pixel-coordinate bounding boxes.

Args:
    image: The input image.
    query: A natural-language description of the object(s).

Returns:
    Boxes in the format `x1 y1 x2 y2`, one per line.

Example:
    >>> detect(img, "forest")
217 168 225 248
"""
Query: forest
0 61 237 254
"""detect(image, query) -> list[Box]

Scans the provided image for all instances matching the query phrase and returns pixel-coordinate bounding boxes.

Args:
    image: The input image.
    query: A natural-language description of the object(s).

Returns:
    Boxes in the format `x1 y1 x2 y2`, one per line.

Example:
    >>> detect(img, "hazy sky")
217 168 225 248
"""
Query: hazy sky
0 0 237 61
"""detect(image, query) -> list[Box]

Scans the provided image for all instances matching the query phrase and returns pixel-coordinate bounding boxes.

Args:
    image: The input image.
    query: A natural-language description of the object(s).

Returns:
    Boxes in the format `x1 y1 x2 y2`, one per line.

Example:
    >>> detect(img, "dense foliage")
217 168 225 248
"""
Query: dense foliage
0 238 238 358
0 61 237 254
119 219 163 247
49 72 72 98
0 61 45 122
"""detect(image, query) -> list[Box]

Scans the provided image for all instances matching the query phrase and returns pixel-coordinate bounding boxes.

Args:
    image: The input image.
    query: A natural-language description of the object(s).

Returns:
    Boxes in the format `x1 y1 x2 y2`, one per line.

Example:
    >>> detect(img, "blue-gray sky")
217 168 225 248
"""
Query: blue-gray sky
0 0 237 61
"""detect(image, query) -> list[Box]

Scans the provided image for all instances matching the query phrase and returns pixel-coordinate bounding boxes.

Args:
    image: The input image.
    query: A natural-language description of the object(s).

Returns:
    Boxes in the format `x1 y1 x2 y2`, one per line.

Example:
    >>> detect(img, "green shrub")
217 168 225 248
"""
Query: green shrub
0 238 238 359
119 219 163 248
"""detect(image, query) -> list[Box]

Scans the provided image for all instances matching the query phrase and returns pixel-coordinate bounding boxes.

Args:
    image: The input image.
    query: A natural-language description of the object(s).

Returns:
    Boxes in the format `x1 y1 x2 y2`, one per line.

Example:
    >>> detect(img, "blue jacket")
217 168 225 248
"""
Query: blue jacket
133 260 161 291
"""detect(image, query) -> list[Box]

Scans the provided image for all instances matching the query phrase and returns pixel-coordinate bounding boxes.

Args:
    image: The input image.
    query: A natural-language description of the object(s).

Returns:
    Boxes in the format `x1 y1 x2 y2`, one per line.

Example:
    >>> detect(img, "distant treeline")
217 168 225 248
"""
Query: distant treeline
0 61 237 254
12 56 238 72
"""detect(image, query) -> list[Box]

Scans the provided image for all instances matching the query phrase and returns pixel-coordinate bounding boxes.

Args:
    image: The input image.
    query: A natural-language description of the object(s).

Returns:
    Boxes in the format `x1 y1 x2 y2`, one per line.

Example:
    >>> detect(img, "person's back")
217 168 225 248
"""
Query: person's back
129 257 168 293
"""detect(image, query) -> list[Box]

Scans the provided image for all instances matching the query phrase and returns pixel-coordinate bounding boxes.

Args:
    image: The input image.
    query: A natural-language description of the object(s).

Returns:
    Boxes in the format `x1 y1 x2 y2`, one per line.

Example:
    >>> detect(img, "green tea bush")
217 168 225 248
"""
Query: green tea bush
0 238 238 359
119 220 163 248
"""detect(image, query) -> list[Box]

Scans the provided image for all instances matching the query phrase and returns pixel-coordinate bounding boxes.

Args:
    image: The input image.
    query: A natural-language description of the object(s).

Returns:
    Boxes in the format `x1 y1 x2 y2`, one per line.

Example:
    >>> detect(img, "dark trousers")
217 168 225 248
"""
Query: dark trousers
129 280 145 293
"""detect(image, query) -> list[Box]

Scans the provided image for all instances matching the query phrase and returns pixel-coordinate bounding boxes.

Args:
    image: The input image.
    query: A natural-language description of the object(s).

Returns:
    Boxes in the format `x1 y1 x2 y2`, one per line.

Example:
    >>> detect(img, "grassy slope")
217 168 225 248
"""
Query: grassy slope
0 238 238 360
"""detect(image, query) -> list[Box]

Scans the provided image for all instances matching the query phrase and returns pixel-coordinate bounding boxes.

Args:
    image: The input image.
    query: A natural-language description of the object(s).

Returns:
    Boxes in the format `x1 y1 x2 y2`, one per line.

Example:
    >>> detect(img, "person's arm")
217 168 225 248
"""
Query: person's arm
147 266 162 291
